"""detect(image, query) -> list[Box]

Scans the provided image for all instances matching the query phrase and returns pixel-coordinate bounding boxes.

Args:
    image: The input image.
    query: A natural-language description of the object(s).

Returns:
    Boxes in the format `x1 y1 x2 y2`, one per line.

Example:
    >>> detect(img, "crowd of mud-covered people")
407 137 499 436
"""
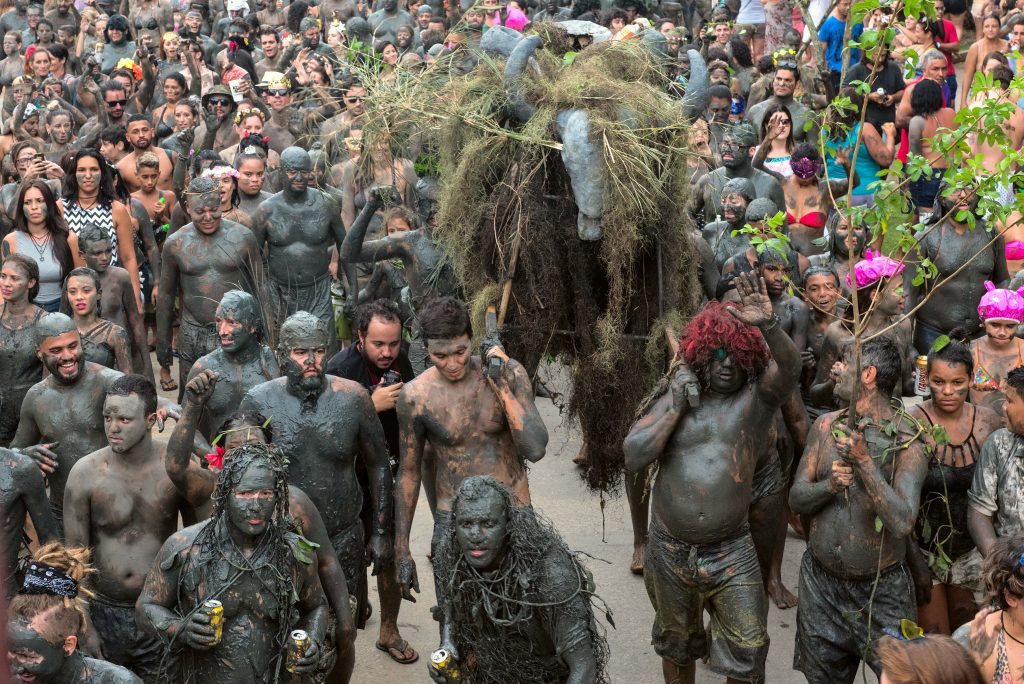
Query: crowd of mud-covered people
2 0 1024 681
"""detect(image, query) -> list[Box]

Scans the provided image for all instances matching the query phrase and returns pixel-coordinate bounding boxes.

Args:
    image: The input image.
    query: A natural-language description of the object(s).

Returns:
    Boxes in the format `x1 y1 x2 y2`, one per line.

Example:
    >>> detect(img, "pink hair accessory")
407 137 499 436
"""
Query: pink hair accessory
977 280 1024 323
846 249 905 289
503 6 528 31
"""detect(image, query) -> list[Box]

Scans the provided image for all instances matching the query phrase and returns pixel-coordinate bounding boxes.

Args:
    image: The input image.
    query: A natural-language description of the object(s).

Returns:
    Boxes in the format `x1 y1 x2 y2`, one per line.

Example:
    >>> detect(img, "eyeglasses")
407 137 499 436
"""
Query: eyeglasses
15 157 35 167
344 96 364 104
779 119 792 127
105 98 127 107
776 60 798 70
266 89 289 97
208 97 230 106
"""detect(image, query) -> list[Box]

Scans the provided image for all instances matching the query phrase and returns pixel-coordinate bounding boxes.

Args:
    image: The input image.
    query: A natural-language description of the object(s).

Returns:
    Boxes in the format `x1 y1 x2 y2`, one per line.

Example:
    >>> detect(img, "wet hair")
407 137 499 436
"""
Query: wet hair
802 265 840 288
992 63 1014 90
14 179 75 283
725 121 758 147
107 373 158 416
356 298 402 337
382 204 419 231
216 409 274 444
287 0 310 32
434 476 610 682
745 197 778 223
208 161 241 209
756 53 775 74
856 336 902 397
678 300 771 387
62 266 101 306
135 151 160 171
97 126 129 151
175 96 200 119
8 543 96 644
729 37 752 67
163 71 187 93
63 149 117 207
911 78 944 117
1006 366 1024 402
4 252 40 301
99 79 126 100
824 211 870 258
876 635 983 684
721 176 756 202
775 63 800 82
708 84 732 101
926 326 973 375
983 535 1024 609
419 296 472 342
126 113 150 127
791 140 819 164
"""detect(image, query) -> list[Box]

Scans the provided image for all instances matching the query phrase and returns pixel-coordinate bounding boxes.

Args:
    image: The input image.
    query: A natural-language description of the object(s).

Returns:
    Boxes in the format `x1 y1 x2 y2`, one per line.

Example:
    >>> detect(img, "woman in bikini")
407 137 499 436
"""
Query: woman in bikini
970 283 1024 418
909 329 1001 635
63 267 132 373
752 104 794 179
339 124 418 232
756 135 850 256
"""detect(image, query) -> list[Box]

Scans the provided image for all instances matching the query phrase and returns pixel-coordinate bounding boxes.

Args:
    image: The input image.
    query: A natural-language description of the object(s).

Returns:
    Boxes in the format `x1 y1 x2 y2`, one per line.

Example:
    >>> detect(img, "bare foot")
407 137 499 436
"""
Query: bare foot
573 444 587 466
630 542 645 575
768 577 798 609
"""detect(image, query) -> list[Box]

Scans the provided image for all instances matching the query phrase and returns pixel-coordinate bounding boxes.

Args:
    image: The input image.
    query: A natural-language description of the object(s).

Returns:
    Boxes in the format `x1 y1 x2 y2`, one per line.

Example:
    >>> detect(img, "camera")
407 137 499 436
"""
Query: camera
381 369 402 387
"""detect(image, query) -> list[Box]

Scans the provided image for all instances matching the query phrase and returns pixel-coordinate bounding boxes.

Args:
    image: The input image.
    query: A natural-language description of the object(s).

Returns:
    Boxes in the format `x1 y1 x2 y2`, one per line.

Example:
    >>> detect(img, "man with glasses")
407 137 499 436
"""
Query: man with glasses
196 84 241 151
259 70 303 153
251 147 348 355
322 81 366 146
746 62 816 143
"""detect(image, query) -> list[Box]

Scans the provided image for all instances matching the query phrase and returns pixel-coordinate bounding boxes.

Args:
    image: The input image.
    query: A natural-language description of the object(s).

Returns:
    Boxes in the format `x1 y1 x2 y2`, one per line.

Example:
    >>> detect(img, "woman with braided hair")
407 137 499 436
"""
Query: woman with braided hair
431 476 610 684
137 441 328 683
8 542 141 683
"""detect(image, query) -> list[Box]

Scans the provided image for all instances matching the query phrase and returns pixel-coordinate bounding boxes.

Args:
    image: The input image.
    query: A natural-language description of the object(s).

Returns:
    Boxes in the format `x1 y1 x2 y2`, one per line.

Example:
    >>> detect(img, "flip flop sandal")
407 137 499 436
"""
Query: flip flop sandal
375 638 419 664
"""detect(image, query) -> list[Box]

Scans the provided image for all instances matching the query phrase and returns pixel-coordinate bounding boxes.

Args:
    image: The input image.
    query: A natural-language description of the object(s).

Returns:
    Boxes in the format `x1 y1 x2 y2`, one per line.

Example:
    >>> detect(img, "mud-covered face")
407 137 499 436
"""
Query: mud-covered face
216 308 256 353
47 114 71 144
803 273 838 314
1006 385 1024 435
426 334 472 382
720 192 747 226
223 423 267 451
760 263 786 297
282 153 311 193
832 218 866 258
870 276 904 316
81 239 112 272
188 190 222 234
174 102 195 131
707 349 748 395
227 463 277 538
103 393 153 454
66 275 98 317
396 27 412 47
21 186 47 227
985 319 1019 347
75 156 102 194
927 359 970 414
455 489 508 572
0 262 34 303
707 95 730 123
39 331 83 385
8 620 67 682
719 136 751 168
282 334 327 394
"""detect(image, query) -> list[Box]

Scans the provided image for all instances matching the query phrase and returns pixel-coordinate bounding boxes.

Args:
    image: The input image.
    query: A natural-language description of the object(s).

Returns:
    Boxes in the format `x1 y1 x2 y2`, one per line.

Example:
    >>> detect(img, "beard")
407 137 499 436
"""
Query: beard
282 358 324 411
44 352 83 385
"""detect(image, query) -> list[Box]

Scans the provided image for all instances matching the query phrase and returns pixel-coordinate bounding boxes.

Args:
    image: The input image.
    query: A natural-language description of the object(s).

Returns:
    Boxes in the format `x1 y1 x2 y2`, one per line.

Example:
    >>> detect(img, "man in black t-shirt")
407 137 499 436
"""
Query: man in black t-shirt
844 48 906 129
324 298 419 666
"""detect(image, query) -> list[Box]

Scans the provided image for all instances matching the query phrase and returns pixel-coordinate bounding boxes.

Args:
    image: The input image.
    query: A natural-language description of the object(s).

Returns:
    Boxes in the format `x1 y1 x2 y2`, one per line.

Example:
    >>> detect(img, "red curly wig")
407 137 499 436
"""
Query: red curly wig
677 301 771 378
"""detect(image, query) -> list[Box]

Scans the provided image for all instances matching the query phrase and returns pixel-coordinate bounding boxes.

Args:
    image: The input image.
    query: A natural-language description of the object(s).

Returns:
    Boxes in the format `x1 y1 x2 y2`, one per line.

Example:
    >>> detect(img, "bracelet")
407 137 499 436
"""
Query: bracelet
759 313 781 334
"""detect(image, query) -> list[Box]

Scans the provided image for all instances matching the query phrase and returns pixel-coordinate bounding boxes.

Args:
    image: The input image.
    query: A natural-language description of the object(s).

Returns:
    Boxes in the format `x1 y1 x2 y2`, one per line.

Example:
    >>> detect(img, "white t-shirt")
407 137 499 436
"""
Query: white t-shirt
737 0 766 24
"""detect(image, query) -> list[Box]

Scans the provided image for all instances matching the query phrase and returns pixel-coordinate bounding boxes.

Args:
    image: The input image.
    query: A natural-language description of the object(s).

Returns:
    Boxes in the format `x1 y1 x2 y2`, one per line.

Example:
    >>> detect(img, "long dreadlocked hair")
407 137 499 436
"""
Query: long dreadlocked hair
677 301 770 389
433 477 610 684
174 442 298 683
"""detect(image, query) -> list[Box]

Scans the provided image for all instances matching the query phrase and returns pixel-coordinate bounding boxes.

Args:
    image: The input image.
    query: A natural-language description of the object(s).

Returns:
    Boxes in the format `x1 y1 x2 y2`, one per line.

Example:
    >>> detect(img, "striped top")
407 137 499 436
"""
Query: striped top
62 199 119 266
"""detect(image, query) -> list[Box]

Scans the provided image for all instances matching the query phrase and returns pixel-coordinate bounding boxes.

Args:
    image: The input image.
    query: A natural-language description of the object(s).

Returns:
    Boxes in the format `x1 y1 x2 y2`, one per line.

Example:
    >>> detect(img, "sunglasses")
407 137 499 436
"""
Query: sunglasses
105 98 127 107
345 96 364 104
777 60 798 70
208 97 230 106
266 89 289 97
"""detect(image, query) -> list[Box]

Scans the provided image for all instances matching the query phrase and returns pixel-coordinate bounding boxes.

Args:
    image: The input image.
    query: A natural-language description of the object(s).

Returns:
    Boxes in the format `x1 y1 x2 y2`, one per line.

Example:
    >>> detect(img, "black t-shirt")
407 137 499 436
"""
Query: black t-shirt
844 60 906 128
325 342 414 460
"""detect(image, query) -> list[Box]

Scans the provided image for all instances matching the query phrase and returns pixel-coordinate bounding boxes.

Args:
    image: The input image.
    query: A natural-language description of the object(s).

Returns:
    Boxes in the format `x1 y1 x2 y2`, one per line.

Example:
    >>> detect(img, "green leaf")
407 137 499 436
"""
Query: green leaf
875 516 884 533
563 51 577 66
931 335 950 353
922 519 932 542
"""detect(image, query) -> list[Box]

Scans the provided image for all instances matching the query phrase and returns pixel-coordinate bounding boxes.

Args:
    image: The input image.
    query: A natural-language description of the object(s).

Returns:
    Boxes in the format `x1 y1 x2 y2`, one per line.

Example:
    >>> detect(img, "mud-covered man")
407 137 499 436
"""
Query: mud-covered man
622 273 800 684
137 442 328 683
156 176 265 402
0 446 58 596
63 374 192 680
251 147 348 355
430 476 609 684
185 290 279 441
394 297 548 604
790 337 928 683
240 311 393 632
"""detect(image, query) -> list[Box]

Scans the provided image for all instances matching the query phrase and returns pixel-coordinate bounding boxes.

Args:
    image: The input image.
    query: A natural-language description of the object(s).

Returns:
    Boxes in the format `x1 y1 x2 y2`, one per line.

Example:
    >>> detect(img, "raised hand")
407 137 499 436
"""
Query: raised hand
727 272 774 327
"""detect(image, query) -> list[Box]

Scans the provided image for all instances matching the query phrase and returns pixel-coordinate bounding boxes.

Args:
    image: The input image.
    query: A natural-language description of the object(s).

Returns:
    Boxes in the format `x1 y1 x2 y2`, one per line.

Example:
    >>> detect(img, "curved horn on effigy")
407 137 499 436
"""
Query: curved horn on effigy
504 33 544 123
680 49 709 120
557 108 605 241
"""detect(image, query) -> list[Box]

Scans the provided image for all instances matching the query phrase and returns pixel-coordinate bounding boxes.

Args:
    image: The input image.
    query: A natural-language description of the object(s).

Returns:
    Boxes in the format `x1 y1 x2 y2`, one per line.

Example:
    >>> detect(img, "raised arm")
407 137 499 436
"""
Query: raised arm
165 371 217 508
728 273 801 404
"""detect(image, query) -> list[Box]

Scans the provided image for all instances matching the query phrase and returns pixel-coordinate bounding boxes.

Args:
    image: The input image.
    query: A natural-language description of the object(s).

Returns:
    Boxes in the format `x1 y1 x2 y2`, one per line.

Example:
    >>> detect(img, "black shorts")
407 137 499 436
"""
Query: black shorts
751 451 784 503
644 519 768 681
794 551 916 684
89 594 163 680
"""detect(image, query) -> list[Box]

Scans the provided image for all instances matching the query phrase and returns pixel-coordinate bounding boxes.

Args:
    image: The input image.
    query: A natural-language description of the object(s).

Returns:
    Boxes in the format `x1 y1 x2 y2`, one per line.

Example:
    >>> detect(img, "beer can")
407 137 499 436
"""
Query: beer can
914 355 930 397
94 41 104 54
286 629 310 673
429 648 460 680
203 599 223 645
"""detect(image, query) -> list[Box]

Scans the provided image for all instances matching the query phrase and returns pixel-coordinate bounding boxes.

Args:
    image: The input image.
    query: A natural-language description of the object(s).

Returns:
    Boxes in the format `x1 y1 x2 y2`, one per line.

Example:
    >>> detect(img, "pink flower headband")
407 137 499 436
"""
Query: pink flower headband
201 167 239 180
978 280 1024 323
846 249 905 289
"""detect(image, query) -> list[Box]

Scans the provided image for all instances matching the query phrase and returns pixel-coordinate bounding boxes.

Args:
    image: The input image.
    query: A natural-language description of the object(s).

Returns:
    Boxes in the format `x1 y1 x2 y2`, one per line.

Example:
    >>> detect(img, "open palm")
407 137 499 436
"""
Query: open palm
728 273 773 327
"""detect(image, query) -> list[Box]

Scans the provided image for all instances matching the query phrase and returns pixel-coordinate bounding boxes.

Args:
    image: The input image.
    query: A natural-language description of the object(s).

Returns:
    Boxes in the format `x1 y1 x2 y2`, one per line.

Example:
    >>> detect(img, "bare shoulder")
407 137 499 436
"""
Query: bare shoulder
68 446 111 480
976 404 1004 437
327 374 371 398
